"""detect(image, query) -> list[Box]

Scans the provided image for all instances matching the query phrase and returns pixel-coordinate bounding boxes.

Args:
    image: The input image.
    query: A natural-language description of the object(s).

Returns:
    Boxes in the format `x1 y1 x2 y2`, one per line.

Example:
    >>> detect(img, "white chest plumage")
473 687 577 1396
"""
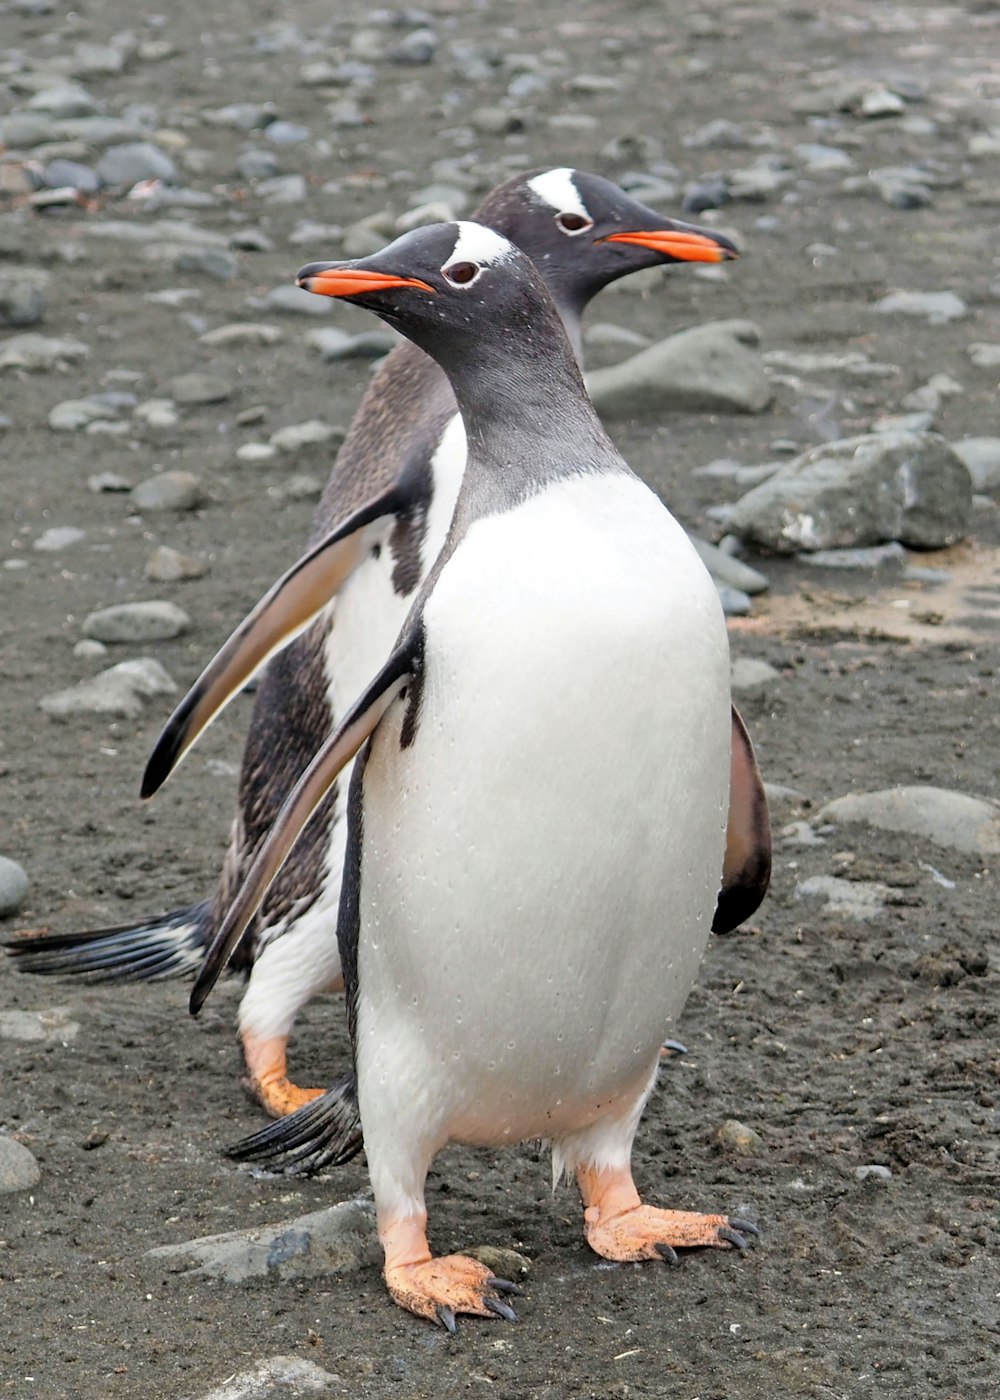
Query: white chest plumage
354 470 731 1155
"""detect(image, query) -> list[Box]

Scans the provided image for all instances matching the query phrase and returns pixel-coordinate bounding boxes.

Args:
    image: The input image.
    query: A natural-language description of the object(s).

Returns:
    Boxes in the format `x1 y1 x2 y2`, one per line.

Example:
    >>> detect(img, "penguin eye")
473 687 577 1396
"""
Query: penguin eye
556 212 593 235
442 260 482 288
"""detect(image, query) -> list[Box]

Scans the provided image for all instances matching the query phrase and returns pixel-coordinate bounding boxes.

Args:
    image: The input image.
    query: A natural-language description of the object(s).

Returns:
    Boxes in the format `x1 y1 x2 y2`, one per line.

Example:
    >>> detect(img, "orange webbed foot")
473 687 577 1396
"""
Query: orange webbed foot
585 1203 758 1264
241 1031 326 1118
386 1255 521 1332
577 1162 758 1265
255 1076 326 1118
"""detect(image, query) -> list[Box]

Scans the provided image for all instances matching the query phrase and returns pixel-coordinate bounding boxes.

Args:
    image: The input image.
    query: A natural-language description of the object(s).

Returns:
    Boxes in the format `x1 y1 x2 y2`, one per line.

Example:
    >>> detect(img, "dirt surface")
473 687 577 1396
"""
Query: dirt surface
2 1 999 1397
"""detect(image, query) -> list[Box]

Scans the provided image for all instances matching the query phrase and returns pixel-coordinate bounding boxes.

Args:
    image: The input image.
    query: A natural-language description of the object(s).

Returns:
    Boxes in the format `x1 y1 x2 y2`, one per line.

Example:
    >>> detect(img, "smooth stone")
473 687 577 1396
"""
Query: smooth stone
33 526 86 552
684 118 749 148
41 158 100 193
303 327 355 359
83 601 191 644
269 419 341 453
166 247 238 280
0 857 30 917
48 398 115 432
688 534 770 594
88 473 132 493
727 432 971 553
871 410 936 435
797 542 907 569
795 142 852 172
73 638 107 658
313 329 397 362
29 85 102 119
967 342 1000 368
236 442 278 465
145 1200 379 1283
144 546 207 582
587 320 771 417
816 787 1000 856
40 658 176 719
0 1007 79 1042
265 121 311 145
855 1164 893 1182
874 290 967 325
715 1119 764 1155
199 322 283 347
259 285 332 316
463 1244 532 1278
0 1137 41 1195
96 141 177 187
281 474 323 500
796 875 891 921
257 174 308 205
951 438 1000 494
583 323 652 351
861 87 905 117
131 472 204 511
0 269 48 327
782 821 826 847
763 782 809 811
0 113 58 148
206 103 276 131
716 583 753 616
170 372 233 405
731 657 780 691
389 27 438 64
133 399 180 429
0 333 88 372
236 148 281 181
194 1357 344 1400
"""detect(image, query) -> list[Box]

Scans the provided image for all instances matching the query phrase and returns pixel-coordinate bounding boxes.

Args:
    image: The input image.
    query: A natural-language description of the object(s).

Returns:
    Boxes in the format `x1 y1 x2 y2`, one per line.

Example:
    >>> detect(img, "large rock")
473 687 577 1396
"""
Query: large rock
194 1357 345 1400
145 1200 379 1283
727 432 971 553
587 320 771 418
0 1137 41 1195
40 658 177 719
816 787 1000 856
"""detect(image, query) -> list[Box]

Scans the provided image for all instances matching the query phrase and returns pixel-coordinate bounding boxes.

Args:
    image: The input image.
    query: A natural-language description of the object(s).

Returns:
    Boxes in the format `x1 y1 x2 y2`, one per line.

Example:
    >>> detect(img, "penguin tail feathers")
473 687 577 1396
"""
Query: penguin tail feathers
4 900 211 982
225 1074 363 1175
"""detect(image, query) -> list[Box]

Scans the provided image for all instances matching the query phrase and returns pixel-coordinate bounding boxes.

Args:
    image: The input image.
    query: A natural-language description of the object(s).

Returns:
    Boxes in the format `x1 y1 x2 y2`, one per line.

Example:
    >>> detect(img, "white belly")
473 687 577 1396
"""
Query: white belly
355 470 731 1148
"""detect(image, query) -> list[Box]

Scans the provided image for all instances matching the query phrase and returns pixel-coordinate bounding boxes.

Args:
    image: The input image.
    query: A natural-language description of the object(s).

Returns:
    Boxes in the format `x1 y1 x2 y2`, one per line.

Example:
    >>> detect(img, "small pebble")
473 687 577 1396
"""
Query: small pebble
0 856 30 917
131 472 204 512
145 546 208 582
855 1164 893 1183
0 1137 41 1194
715 1120 764 1156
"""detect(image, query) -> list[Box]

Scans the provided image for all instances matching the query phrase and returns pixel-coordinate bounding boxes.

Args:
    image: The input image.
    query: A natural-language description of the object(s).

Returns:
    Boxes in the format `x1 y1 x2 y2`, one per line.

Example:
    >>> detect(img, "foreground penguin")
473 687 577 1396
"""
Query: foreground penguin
171 222 762 1327
9 170 762 1124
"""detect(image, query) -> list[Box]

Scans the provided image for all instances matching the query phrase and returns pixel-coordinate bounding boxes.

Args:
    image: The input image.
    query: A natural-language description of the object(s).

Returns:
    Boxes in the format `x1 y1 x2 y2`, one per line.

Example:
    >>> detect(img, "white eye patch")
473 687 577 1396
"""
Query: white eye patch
526 167 590 221
447 221 518 268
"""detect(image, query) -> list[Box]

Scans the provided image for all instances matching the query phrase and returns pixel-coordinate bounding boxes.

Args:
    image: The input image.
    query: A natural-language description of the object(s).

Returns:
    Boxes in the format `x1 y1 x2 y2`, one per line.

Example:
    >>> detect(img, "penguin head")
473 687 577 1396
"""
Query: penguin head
476 166 739 312
298 222 567 368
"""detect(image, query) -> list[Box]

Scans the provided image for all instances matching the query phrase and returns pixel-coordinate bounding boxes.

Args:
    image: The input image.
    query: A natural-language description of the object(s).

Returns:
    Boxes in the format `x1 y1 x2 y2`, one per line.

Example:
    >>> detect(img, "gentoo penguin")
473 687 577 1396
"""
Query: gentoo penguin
176 221 760 1328
8 170 767 1127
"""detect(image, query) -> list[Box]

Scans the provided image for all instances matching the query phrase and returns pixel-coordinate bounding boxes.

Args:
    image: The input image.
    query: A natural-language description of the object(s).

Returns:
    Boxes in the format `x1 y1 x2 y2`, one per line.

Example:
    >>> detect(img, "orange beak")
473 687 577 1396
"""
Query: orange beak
600 228 738 263
296 266 435 297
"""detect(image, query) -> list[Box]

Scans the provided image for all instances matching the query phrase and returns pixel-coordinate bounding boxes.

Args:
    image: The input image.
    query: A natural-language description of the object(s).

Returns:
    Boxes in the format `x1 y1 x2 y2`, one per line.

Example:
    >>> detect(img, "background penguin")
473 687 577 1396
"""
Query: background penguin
8 171 766 1124
179 220 761 1329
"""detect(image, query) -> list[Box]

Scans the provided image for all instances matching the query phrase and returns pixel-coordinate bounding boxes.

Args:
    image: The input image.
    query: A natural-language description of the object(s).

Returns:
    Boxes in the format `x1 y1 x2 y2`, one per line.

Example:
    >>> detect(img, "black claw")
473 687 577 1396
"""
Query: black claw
727 1217 761 1238
483 1296 519 1323
435 1304 457 1335
654 1241 679 1266
717 1226 749 1251
485 1276 523 1296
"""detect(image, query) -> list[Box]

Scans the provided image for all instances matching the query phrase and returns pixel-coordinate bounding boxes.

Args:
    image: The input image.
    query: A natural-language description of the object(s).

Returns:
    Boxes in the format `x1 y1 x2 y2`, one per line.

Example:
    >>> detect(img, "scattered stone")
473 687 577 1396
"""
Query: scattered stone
73 639 108 658
587 320 771 418
861 87 905 118
0 268 49 327
797 542 907 570
259 285 332 316
0 857 30 917
88 472 132 493
280 474 324 500
763 782 808 812
716 584 752 616
145 546 207 582
40 658 177 720
133 399 180 430
96 141 177 187
471 105 524 136
727 432 972 553
0 334 89 373
688 535 770 595
0 1137 41 1195
48 399 116 432
309 328 397 362
816 787 1000 857
170 372 233 405
796 875 891 920
0 1007 79 1042
782 820 826 847
855 1164 893 1183
464 1245 532 1278
583 323 652 352
967 342 1000 369
199 322 283 348
194 1356 345 1400
167 247 238 281
951 438 1000 494
874 291 967 325
731 657 780 692
389 27 438 65
33 526 86 554
131 472 205 512
270 420 341 453
83 601 191 644
715 1119 764 1156
871 409 936 435
901 373 963 413
256 173 308 205
236 442 277 466
145 1200 380 1283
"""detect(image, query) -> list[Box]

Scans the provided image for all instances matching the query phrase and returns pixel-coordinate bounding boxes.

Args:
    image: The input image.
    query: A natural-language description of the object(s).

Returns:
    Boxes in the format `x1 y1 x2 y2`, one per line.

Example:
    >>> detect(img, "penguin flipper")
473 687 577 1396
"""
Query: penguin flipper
225 1073 363 1173
141 484 405 800
712 705 771 933
189 633 420 1015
